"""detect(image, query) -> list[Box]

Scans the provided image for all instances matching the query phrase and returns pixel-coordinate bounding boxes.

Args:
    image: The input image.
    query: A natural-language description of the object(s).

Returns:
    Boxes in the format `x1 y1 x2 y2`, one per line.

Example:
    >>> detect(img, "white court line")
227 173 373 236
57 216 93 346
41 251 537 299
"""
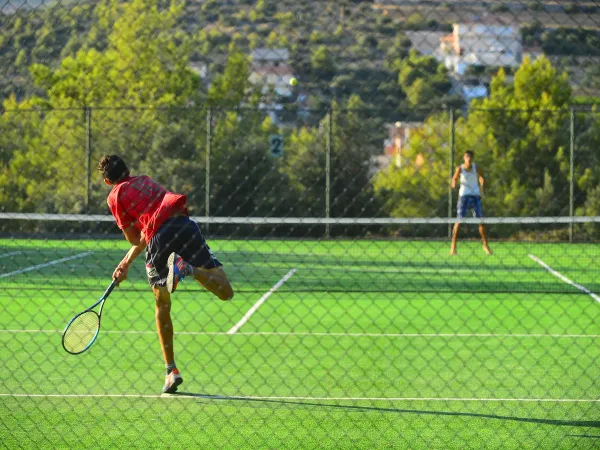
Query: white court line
227 268 297 334
0 393 598 402
1 329 598 339
529 254 600 305
0 252 93 279
233 264 535 275
0 251 23 259
294 266 536 275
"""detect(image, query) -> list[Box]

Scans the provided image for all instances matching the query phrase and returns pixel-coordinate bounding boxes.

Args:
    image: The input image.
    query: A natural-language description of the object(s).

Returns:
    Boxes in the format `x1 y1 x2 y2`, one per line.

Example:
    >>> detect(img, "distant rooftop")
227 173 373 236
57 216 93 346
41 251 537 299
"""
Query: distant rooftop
251 65 294 76
251 48 290 62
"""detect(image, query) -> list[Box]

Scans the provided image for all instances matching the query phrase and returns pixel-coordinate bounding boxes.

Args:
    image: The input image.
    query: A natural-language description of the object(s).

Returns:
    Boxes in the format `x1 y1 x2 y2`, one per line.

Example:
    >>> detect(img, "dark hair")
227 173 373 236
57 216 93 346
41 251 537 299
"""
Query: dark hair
97 155 130 183
465 150 474 158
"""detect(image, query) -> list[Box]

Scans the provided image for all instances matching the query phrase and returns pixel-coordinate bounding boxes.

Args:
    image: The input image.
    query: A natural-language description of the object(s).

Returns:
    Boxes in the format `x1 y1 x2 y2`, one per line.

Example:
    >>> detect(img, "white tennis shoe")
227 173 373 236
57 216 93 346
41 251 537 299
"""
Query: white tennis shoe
163 368 183 394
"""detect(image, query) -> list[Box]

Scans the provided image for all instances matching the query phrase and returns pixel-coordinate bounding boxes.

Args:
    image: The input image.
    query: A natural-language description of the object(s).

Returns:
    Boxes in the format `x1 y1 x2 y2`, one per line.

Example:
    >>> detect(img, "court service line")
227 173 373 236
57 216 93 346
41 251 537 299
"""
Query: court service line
1 329 598 339
0 252 93 279
528 254 600 305
227 268 297 334
1 393 598 403
0 251 23 259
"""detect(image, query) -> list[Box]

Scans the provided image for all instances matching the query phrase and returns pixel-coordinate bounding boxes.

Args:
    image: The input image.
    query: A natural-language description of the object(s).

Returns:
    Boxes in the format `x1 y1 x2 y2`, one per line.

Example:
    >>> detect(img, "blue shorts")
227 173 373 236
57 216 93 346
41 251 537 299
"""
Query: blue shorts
457 195 483 219
145 216 222 287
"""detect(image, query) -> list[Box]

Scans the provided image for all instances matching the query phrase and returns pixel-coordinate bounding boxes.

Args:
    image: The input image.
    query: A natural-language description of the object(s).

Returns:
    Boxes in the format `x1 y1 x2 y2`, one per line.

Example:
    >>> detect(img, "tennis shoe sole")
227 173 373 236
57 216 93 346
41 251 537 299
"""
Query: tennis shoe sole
167 252 186 293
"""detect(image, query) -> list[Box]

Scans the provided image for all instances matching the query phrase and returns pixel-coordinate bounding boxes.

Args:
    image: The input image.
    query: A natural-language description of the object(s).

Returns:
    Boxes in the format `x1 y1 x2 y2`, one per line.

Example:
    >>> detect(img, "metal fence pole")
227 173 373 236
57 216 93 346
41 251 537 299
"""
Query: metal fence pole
85 107 92 214
206 107 212 233
325 106 332 238
448 109 455 238
569 108 575 243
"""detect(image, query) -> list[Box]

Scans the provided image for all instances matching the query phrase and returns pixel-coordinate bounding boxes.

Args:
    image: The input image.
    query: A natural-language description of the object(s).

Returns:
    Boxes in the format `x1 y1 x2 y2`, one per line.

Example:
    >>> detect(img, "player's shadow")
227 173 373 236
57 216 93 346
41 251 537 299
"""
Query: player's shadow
173 392 599 429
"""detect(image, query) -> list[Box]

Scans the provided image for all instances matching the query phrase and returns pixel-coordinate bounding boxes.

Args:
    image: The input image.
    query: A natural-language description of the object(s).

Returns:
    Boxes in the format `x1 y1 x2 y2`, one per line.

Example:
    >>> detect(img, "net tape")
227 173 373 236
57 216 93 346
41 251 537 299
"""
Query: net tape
2 213 600 225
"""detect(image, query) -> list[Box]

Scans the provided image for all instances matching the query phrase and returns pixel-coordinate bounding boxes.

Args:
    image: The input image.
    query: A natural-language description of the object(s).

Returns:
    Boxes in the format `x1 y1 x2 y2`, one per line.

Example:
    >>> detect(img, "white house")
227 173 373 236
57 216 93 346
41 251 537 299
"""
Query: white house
249 48 295 97
248 64 295 97
441 22 523 75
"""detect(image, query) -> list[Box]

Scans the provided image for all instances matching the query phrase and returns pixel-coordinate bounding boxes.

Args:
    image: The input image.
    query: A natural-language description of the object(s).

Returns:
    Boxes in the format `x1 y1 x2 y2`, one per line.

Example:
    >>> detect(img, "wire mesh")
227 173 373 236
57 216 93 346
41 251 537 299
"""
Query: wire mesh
2 0 600 448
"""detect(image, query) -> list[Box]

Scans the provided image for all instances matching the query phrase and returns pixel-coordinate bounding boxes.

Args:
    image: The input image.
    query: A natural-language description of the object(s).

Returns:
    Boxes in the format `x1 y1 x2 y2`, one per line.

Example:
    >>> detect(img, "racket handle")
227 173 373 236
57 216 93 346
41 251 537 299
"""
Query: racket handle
103 280 118 299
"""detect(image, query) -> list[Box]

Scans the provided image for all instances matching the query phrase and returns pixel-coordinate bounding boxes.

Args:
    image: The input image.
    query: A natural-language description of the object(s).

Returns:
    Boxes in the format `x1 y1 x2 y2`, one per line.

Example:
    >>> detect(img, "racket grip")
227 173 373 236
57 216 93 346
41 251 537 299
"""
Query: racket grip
104 280 118 298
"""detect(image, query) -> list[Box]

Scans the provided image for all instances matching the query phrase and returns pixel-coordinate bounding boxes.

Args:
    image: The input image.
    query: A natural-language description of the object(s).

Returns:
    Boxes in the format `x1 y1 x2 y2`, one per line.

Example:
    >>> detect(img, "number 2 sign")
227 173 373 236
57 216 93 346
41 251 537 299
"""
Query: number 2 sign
269 135 284 158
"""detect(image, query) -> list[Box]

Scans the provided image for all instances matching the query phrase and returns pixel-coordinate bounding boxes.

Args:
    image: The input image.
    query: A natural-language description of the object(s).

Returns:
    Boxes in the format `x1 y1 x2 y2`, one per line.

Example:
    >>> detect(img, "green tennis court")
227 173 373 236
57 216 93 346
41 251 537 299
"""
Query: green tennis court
1 238 599 449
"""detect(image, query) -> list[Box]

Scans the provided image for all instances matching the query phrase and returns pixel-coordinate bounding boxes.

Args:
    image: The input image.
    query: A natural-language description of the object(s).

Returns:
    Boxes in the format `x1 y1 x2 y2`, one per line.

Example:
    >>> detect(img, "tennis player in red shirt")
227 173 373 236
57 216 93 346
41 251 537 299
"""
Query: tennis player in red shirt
98 155 233 394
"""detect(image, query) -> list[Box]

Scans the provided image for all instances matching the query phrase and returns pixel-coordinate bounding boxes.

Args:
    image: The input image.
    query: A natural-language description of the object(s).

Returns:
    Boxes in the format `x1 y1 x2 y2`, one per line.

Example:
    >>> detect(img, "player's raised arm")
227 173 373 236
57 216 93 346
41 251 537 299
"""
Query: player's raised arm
451 166 461 189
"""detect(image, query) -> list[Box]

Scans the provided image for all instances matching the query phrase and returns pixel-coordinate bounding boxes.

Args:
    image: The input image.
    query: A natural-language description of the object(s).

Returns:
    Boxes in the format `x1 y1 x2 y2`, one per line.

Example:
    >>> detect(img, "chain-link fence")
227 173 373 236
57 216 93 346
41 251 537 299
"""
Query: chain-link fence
3 105 600 239
2 0 600 449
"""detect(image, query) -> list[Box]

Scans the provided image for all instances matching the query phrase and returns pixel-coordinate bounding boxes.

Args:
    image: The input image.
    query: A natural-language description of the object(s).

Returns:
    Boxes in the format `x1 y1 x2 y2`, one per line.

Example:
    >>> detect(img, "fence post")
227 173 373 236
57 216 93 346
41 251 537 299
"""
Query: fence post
205 107 212 233
85 107 92 214
325 106 332 238
448 109 455 238
569 108 575 243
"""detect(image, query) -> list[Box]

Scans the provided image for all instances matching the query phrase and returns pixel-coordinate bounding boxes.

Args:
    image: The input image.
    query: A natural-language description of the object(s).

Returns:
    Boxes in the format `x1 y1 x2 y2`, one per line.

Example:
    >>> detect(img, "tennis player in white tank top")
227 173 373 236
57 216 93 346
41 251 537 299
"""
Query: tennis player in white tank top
450 151 492 255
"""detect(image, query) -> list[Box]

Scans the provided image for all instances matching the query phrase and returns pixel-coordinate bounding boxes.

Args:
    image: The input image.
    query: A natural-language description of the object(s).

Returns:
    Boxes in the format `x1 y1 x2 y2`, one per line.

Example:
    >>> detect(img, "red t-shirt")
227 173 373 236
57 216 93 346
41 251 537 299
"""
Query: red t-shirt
107 175 188 242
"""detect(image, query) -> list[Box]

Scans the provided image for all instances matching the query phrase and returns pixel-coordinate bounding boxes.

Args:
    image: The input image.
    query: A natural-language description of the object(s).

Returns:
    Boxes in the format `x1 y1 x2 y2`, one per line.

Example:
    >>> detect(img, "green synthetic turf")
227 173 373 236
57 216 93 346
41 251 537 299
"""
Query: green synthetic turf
0 238 599 449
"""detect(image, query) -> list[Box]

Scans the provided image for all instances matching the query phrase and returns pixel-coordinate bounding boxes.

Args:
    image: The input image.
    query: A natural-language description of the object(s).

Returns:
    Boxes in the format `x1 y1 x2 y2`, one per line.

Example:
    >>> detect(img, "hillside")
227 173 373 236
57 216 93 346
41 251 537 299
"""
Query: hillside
3 0 600 113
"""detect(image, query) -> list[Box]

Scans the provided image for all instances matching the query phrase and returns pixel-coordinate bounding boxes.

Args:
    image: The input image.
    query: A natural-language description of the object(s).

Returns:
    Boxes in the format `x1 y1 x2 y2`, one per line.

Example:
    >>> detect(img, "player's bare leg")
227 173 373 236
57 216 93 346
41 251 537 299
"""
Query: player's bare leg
153 286 183 393
153 286 175 365
192 266 233 301
479 224 492 255
450 223 460 255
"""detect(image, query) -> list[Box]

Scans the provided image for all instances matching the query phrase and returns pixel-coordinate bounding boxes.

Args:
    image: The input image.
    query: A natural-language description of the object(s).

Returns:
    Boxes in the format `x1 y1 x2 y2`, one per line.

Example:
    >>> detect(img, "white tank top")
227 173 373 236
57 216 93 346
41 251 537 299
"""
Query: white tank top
459 163 480 196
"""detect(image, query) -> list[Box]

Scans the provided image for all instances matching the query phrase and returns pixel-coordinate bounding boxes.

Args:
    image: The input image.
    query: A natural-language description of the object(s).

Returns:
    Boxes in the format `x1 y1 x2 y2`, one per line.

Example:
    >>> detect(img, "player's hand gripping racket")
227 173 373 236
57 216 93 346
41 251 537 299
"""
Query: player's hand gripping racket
62 281 117 355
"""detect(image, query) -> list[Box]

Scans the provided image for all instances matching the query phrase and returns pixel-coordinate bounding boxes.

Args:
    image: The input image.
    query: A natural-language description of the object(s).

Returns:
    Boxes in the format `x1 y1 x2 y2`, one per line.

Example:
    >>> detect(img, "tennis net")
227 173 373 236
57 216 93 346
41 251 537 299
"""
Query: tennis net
1 213 599 295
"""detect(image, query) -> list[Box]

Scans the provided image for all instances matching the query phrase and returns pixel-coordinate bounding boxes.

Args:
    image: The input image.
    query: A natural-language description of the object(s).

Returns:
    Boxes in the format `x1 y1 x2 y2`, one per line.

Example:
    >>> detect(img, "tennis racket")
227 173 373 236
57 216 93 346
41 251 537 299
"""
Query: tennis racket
62 281 117 355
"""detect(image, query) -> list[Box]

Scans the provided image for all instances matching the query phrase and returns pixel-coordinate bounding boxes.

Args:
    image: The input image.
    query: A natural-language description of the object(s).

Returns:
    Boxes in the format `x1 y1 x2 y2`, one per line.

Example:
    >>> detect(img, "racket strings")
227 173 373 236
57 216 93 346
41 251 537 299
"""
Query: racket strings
63 311 100 354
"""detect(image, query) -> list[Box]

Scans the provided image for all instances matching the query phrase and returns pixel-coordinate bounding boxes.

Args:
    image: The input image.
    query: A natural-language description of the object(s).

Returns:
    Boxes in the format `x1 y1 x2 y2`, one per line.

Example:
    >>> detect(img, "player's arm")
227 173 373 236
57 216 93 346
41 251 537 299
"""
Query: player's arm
451 166 461 189
477 166 485 195
113 226 146 284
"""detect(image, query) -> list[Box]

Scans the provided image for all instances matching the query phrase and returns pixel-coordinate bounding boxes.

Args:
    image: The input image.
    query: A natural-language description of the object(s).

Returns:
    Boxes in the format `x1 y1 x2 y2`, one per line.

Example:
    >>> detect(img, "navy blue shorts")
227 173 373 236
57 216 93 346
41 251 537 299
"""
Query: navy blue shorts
457 195 484 219
145 216 222 288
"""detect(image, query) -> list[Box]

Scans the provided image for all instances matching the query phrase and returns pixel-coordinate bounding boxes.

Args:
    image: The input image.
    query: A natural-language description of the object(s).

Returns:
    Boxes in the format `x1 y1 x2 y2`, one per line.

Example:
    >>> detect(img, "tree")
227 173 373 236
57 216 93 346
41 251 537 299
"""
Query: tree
208 44 251 108
280 126 326 216
395 50 453 113
373 113 451 218
0 0 200 214
329 96 383 218
374 55 584 224
255 0 277 17
460 56 572 217
311 45 336 80
209 111 297 217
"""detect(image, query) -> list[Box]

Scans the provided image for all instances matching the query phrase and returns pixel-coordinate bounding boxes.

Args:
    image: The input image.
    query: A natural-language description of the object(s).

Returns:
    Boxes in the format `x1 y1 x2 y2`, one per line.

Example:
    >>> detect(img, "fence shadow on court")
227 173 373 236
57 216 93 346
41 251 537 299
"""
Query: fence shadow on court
174 392 600 429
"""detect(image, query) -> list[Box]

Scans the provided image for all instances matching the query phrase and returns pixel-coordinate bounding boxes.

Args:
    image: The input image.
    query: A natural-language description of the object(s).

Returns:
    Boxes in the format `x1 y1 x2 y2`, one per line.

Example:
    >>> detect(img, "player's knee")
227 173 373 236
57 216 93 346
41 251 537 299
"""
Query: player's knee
152 286 171 305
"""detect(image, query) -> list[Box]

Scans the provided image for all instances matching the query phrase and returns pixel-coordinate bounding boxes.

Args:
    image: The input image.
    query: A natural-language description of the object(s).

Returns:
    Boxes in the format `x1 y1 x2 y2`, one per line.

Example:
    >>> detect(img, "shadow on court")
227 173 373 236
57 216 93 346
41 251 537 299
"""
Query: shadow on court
173 392 600 429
